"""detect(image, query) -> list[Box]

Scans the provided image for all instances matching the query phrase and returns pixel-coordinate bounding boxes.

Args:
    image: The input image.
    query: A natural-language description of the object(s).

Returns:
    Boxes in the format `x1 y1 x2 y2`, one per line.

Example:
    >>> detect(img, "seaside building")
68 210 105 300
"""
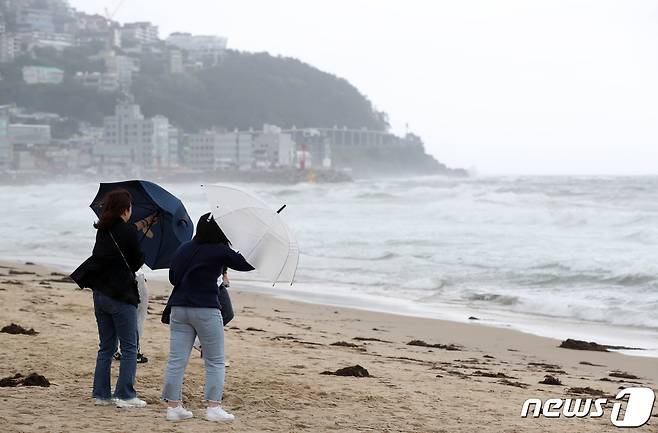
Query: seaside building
8 124 51 146
287 127 332 169
96 102 175 170
166 33 227 67
253 124 295 168
184 129 253 170
0 105 11 171
0 31 18 63
22 66 64 84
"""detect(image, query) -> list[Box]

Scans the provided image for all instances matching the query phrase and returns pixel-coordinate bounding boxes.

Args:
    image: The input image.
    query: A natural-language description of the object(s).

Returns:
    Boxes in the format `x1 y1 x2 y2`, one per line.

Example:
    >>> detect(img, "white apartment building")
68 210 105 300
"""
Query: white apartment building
253 124 295 168
166 33 227 67
185 129 253 170
97 103 174 169
121 22 159 46
8 124 51 145
104 51 140 87
0 106 11 171
0 32 19 63
22 66 64 84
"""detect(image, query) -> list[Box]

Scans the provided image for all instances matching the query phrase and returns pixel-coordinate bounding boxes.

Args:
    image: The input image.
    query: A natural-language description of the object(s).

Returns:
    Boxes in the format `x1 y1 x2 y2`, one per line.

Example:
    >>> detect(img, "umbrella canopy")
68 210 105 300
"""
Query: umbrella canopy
90 180 193 270
204 184 299 285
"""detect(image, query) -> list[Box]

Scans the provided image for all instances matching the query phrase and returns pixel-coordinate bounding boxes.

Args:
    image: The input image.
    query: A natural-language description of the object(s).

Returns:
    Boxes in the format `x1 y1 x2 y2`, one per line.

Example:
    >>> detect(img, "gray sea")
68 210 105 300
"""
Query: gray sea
2 176 657 353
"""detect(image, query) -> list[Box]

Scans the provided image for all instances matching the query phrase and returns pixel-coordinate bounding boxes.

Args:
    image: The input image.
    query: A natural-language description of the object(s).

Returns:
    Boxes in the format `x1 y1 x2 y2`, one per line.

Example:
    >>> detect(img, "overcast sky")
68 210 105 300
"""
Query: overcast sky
71 0 658 175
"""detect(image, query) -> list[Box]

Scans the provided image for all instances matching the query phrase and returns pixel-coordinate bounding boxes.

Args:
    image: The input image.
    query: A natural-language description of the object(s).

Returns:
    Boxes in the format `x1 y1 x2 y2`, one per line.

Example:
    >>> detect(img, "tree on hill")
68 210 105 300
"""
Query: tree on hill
133 50 390 132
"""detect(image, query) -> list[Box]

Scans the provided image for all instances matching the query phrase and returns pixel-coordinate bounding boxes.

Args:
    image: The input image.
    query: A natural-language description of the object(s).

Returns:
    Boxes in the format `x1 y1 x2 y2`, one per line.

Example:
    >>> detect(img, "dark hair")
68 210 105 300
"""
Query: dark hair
94 189 132 230
194 212 231 246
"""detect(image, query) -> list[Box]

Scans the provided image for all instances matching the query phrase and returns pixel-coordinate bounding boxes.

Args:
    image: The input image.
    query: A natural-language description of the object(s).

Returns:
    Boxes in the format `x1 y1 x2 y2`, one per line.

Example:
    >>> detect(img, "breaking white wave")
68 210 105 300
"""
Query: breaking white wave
1 175 658 343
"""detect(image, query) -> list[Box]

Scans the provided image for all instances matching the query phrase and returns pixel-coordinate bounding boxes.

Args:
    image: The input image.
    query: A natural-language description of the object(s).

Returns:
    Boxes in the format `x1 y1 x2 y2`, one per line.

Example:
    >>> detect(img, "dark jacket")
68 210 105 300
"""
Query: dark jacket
168 240 254 309
71 220 145 306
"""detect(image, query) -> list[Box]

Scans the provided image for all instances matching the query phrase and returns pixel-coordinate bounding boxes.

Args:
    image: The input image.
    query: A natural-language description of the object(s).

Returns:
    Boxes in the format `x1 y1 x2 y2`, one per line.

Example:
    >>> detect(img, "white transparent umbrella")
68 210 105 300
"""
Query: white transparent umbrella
203 184 299 285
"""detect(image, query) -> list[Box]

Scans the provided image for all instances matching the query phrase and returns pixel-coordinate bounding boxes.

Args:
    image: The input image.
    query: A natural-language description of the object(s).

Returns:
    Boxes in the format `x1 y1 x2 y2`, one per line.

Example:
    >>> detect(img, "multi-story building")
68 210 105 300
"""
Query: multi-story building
22 66 64 84
168 49 184 74
104 51 139 87
8 124 51 145
0 32 18 63
286 128 332 168
253 124 295 168
30 31 74 50
120 22 158 46
97 102 174 170
166 33 227 67
0 105 11 171
184 129 254 170
16 7 55 33
73 71 120 93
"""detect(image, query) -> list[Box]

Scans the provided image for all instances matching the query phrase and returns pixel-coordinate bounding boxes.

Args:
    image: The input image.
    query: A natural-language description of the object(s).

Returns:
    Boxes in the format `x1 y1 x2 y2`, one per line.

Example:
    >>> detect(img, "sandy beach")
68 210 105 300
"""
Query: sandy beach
0 260 656 432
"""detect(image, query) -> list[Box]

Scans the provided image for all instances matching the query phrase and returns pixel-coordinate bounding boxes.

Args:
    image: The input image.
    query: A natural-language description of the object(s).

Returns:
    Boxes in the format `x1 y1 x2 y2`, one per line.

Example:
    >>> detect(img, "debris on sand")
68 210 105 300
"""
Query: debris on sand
44 276 74 284
1 280 24 285
21 373 50 387
321 365 370 378
498 379 528 388
472 370 517 379
0 373 23 387
567 387 605 396
560 339 608 351
246 327 266 332
0 373 50 387
9 270 36 275
579 361 605 367
1 323 38 335
353 337 392 343
609 371 640 380
539 375 563 385
330 341 361 348
559 338 644 352
407 340 462 351
468 316 479 320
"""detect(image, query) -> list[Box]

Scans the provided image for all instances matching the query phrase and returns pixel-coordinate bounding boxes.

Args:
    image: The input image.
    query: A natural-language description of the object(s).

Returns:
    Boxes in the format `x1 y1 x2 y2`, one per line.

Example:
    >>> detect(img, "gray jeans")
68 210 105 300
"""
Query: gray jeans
162 307 225 402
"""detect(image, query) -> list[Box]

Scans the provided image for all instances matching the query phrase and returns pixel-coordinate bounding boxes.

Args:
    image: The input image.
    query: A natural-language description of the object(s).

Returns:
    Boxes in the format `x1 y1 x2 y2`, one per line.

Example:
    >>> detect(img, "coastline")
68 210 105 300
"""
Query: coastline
5 252 658 359
1 260 656 432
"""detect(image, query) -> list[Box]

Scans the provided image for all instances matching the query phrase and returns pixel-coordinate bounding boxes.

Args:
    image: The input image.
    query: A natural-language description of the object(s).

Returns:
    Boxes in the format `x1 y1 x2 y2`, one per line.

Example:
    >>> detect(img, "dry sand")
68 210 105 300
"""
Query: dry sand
0 261 656 432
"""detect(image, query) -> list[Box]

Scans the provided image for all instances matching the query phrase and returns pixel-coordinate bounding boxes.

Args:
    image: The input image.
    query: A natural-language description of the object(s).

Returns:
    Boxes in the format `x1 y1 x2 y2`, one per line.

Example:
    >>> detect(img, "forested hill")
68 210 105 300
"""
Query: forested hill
135 50 390 132
0 46 390 133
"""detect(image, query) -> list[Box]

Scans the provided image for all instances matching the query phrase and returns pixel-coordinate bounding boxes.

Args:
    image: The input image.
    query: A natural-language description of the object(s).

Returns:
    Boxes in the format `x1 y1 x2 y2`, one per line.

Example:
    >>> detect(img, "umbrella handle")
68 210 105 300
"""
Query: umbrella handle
138 209 161 243
277 204 286 214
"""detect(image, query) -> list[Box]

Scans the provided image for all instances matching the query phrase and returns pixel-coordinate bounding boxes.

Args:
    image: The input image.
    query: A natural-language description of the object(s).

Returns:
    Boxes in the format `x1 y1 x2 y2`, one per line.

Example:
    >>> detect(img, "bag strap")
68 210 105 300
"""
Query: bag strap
109 230 134 275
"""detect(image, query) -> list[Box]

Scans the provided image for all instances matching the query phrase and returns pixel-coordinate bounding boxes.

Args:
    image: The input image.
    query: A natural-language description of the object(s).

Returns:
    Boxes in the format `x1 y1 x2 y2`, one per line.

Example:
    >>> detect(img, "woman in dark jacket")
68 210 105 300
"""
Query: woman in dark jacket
71 189 146 408
162 213 254 422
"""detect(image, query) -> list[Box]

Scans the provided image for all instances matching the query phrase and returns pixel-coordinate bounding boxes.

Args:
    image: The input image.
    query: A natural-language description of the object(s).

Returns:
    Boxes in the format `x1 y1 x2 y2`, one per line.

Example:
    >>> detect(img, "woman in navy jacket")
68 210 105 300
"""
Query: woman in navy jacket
162 212 254 422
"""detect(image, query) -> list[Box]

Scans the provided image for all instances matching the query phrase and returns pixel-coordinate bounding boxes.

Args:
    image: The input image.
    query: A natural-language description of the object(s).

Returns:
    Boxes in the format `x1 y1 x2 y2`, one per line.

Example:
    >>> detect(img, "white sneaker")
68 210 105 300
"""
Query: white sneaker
166 405 193 421
115 397 147 408
93 398 116 406
206 406 235 422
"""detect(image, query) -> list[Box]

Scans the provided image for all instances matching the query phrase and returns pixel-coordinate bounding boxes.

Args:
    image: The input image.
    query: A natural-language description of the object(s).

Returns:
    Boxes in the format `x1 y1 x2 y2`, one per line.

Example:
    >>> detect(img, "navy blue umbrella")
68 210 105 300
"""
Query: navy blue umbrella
90 180 193 270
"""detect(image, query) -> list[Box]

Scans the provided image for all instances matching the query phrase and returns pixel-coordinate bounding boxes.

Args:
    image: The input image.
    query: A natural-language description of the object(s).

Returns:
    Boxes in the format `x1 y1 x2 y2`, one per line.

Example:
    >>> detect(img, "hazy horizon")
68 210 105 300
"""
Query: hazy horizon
71 0 658 175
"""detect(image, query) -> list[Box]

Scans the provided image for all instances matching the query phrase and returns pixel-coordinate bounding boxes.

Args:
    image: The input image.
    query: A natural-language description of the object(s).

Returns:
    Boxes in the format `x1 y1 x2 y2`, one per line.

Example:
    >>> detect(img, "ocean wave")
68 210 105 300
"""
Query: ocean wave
525 272 656 288
355 192 398 200
466 292 519 306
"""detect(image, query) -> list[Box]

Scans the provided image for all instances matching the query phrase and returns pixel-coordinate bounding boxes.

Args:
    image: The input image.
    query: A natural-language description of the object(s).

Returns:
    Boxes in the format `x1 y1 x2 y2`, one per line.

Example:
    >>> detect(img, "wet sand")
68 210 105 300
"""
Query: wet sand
0 261 656 432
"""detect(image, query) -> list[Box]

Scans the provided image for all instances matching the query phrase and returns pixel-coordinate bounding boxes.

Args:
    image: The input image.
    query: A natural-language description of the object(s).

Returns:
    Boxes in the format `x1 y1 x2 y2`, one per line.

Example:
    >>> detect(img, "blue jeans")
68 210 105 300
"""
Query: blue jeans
92 290 138 400
162 307 225 402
